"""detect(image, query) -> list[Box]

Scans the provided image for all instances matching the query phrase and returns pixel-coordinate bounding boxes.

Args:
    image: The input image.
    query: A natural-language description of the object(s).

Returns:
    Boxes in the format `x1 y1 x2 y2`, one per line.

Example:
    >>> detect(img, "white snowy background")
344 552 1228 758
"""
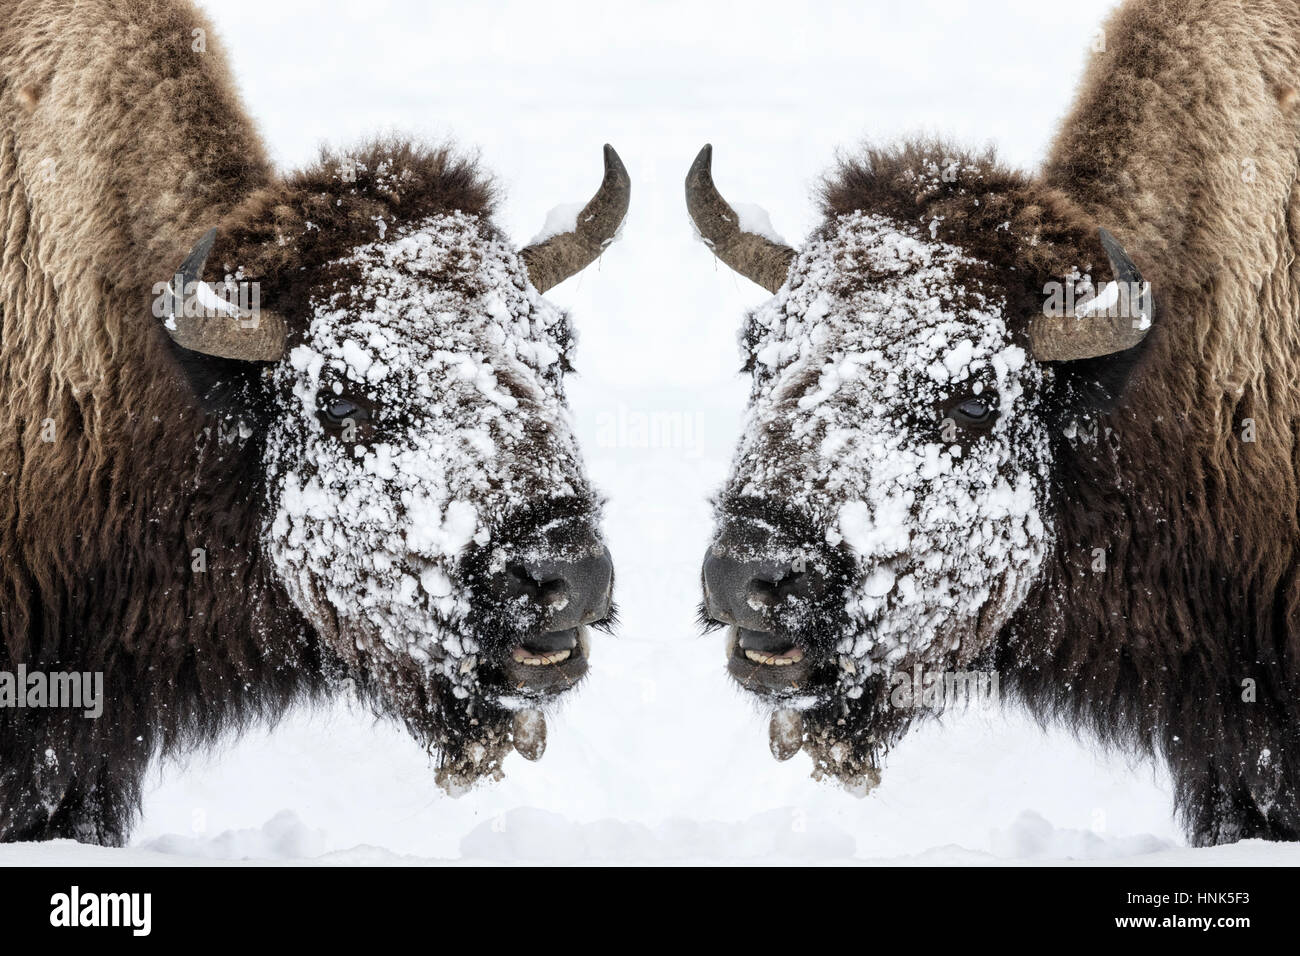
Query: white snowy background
6 0 1299 865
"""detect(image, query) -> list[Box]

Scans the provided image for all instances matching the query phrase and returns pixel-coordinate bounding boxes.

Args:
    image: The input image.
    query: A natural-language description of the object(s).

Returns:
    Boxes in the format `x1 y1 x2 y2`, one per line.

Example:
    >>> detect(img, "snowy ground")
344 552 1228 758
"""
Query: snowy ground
4 0 1295 865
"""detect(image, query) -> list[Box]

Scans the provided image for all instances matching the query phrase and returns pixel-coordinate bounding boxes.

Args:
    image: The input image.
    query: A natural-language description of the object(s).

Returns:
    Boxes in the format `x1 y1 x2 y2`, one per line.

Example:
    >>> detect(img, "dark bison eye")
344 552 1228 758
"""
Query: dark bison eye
946 394 998 430
317 392 373 435
324 399 359 423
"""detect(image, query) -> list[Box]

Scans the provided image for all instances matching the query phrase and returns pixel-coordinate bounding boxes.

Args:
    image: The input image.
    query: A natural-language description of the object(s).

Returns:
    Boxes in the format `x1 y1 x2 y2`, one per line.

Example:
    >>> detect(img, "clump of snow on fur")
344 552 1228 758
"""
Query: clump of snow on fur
527 202 585 246
264 212 590 701
730 202 788 246
727 212 1053 689
690 202 787 249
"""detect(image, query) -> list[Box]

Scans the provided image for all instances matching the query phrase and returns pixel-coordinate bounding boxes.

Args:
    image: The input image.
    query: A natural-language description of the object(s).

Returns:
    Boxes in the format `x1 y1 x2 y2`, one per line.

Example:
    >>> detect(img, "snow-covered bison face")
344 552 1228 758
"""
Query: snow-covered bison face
687 144 1153 789
159 144 628 788
703 214 1052 776
262 214 612 783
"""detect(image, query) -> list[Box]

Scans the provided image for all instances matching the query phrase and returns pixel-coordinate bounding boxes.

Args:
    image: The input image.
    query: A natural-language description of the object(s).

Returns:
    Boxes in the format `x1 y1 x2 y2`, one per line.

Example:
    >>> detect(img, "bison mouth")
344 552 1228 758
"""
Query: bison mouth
498 624 591 695
725 625 820 693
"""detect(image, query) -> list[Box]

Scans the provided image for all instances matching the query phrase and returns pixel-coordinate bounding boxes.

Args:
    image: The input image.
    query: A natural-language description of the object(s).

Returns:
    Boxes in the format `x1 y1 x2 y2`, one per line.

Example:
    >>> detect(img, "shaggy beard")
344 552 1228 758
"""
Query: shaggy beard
789 659 974 795
775 561 1029 793
338 638 519 793
796 576 1027 793
798 680 898 794
302 597 524 793
273 549 529 789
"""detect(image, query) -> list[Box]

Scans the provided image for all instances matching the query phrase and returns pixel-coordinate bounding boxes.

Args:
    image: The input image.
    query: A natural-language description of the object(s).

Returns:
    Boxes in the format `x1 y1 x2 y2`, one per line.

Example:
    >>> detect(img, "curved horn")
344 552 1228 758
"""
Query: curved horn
520 144 630 294
1029 228 1154 361
162 228 287 362
685 144 796 294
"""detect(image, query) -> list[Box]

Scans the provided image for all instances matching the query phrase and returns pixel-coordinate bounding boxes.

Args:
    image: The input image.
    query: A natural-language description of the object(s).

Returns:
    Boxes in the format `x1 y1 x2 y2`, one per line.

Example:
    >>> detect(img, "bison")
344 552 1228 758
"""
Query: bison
0 0 625 845
690 0 1300 845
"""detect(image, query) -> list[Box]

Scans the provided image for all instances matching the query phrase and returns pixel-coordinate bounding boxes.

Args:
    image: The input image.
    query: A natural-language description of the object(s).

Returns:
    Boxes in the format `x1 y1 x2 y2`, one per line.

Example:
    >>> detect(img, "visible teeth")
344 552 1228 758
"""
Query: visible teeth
512 709 547 761
744 647 804 666
512 647 572 666
769 709 804 761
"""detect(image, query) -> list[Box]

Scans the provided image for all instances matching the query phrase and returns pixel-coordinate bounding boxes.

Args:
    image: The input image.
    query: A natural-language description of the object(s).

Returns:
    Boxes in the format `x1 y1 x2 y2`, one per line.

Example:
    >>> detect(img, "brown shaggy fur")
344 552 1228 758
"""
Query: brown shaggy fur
813 0 1300 844
0 0 499 843
820 142 1120 372
1027 0 1300 846
205 139 497 348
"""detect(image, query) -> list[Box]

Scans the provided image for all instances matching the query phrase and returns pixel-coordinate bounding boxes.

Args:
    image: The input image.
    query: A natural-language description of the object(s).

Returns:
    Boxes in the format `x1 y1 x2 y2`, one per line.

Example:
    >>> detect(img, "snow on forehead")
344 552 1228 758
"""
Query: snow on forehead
303 211 567 391
749 212 1021 391
734 212 1051 676
265 212 585 695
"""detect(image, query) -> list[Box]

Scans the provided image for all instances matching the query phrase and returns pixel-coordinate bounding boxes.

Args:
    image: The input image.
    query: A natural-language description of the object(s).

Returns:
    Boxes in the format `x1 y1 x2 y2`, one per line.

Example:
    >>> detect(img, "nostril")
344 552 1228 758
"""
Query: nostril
507 563 570 601
747 566 810 609
777 568 810 600
704 540 827 630
745 578 778 612
538 578 570 611
504 549 611 628
505 562 541 597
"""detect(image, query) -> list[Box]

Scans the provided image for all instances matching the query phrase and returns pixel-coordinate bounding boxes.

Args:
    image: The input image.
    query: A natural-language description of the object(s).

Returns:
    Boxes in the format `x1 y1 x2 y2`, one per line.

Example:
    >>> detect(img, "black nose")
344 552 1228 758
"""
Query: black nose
703 547 821 632
503 547 613 632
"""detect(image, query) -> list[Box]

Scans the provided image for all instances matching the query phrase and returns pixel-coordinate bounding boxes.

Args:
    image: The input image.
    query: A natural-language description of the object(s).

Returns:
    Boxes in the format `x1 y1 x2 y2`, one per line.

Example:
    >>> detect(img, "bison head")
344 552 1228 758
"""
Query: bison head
155 142 628 788
688 143 1153 789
